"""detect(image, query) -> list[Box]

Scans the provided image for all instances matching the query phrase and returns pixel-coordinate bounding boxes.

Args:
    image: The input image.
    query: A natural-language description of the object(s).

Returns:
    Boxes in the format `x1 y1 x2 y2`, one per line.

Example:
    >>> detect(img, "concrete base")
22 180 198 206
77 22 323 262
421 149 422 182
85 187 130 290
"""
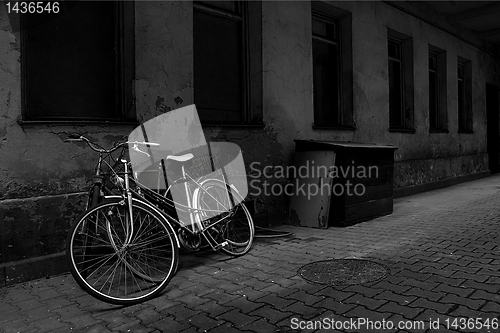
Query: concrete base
394 171 491 198
0 252 68 287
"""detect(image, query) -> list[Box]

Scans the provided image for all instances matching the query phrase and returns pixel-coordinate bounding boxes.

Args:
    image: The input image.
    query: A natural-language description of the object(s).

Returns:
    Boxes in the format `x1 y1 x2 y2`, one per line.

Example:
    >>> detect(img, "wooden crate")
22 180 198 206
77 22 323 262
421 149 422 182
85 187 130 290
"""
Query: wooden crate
293 140 397 227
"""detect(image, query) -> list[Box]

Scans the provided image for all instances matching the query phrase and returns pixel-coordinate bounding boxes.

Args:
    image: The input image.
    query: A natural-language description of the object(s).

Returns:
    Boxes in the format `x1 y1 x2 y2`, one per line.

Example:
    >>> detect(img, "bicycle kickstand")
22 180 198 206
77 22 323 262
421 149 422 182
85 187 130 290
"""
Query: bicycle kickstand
202 232 228 251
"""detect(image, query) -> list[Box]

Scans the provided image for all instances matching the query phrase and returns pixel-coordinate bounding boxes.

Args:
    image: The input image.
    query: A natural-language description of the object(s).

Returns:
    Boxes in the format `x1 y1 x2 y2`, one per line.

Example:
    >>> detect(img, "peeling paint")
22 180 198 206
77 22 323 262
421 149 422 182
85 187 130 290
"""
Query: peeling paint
174 96 183 105
317 206 326 228
289 208 300 226
155 96 171 113
9 41 18 51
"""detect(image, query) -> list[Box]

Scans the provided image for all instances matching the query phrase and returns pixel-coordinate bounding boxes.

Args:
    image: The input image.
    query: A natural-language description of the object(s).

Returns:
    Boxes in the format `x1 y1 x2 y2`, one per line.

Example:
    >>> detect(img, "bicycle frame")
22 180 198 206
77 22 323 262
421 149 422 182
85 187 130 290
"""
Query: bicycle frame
118 158 240 251
66 135 243 252
132 166 234 228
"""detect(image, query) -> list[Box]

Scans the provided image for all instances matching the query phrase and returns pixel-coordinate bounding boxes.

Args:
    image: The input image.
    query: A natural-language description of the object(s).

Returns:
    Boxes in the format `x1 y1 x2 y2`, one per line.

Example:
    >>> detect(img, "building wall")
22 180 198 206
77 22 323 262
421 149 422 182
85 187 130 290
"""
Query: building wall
0 1 499 284
258 1 499 189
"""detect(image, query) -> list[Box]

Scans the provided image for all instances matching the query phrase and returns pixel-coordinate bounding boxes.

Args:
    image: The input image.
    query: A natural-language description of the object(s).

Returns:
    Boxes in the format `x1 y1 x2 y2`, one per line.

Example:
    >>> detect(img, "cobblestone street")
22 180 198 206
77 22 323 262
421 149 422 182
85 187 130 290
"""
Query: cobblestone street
1 175 500 333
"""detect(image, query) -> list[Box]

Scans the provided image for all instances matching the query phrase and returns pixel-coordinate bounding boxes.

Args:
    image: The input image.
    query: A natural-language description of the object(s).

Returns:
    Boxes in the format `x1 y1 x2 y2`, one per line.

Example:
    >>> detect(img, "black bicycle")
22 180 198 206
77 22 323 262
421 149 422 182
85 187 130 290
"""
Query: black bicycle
65 135 254 305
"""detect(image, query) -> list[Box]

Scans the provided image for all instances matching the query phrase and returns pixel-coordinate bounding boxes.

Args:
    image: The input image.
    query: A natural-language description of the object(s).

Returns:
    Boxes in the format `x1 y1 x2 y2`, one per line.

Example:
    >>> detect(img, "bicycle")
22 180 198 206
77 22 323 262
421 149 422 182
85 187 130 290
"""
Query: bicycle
65 135 254 305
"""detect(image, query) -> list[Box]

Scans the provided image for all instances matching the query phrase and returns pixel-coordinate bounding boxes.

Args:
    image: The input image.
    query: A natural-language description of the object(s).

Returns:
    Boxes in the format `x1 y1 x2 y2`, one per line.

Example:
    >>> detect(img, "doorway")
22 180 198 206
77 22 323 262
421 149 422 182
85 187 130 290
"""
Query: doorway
487 83 500 173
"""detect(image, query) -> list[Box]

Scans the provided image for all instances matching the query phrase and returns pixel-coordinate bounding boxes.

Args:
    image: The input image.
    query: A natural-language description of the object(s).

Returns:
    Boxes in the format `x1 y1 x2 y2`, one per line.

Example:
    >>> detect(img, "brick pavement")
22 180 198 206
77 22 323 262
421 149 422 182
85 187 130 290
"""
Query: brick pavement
2 175 500 333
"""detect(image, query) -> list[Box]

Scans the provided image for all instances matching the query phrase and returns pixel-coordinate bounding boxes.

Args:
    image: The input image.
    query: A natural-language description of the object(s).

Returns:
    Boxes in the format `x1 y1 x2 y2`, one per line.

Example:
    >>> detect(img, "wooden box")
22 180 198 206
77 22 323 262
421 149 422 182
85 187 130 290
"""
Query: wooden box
291 140 397 227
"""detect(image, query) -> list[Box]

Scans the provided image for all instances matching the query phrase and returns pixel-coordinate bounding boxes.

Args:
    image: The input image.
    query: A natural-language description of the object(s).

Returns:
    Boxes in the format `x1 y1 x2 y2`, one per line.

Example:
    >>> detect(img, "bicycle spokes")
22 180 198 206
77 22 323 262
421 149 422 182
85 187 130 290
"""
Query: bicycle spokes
67 200 178 305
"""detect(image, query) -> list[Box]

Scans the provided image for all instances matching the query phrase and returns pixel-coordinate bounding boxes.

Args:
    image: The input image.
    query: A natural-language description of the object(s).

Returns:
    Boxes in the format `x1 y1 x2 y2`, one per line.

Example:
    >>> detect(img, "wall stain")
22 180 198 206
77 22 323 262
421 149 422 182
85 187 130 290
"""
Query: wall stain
155 96 172 113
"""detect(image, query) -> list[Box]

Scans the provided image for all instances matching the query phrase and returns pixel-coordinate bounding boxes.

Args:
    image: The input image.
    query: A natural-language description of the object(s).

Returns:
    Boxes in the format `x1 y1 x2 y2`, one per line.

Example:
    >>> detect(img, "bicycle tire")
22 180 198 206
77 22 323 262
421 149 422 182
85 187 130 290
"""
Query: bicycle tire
193 179 254 256
105 198 176 284
66 198 179 305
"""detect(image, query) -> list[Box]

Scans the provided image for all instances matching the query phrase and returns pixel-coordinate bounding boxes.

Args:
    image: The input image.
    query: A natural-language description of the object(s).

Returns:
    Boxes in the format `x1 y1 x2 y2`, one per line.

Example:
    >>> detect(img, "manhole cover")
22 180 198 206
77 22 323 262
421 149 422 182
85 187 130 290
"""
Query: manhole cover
298 259 388 286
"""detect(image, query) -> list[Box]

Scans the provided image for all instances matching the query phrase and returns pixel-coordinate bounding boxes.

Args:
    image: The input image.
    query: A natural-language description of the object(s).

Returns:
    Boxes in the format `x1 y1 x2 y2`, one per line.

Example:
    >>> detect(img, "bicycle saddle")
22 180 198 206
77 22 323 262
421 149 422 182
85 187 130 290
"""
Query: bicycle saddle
166 153 194 162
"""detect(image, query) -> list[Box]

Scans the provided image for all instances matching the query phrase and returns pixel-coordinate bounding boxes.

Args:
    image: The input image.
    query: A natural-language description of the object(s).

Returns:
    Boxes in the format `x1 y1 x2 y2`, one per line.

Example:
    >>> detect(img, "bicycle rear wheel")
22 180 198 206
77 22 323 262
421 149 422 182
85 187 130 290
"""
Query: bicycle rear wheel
66 198 178 305
194 179 254 256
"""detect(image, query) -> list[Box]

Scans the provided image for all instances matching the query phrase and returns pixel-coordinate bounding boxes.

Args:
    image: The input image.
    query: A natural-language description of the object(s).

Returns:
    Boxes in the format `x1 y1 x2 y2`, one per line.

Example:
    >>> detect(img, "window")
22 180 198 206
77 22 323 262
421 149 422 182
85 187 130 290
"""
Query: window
312 14 339 126
312 2 353 129
388 30 414 131
21 2 135 122
193 1 262 125
429 46 447 131
458 59 473 132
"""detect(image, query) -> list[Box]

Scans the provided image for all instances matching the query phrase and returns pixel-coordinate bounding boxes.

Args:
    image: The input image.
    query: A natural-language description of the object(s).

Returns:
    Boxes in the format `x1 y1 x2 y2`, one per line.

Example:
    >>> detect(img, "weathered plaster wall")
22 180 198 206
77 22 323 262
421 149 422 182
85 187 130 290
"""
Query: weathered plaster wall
135 1 193 121
262 1 313 154
0 4 135 284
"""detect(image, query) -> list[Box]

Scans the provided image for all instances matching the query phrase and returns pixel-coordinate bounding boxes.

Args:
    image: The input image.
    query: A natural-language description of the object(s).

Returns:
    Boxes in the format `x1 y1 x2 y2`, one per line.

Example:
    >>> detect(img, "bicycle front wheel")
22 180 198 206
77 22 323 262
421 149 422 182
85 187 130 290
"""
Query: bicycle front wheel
194 179 254 256
66 198 179 305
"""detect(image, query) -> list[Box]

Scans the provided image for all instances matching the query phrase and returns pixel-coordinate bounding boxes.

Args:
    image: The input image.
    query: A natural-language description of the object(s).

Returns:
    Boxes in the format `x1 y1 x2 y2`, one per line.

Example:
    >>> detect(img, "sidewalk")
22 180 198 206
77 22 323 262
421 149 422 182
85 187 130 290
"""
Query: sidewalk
1 175 500 333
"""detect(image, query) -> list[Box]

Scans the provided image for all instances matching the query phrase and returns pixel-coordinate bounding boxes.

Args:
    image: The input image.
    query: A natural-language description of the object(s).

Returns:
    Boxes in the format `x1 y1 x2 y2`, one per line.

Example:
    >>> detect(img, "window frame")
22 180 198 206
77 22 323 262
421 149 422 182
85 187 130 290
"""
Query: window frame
311 1 353 130
387 29 414 132
19 1 136 125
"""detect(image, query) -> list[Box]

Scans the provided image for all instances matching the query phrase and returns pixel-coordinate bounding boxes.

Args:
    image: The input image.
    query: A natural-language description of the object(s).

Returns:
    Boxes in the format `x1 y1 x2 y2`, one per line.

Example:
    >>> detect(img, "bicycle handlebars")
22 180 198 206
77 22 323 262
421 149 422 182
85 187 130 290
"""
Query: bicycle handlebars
65 135 159 154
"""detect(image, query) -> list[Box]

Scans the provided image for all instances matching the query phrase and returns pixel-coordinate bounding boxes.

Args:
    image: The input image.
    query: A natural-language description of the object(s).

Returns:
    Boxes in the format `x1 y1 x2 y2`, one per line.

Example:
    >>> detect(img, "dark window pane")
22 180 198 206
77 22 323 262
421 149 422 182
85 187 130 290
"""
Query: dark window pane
312 17 336 41
388 40 400 59
458 79 464 125
194 9 242 123
198 1 238 13
458 64 464 79
429 55 436 70
429 71 437 128
24 2 117 119
458 61 472 131
389 59 403 128
313 39 339 126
